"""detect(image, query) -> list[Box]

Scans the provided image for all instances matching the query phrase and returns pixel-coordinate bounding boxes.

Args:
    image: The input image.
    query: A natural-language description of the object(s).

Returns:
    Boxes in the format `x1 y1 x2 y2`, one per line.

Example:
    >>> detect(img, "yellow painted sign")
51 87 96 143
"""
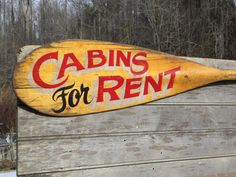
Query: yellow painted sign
13 40 236 116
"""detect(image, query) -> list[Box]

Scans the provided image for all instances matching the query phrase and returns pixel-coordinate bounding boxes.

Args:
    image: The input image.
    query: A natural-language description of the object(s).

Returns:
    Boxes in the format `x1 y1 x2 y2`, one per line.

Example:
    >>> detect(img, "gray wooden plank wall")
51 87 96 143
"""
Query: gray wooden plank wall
17 57 236 177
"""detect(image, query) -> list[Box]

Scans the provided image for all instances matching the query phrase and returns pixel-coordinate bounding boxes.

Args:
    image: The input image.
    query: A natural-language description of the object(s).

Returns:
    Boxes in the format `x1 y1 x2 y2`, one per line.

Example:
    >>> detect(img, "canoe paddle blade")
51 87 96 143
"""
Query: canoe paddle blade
13 40 236 116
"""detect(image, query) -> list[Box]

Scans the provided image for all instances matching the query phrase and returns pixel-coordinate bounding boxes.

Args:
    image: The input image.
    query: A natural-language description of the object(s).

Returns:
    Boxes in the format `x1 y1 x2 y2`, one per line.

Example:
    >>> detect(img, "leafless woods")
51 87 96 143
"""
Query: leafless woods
0 0 236 84
0 0 235 134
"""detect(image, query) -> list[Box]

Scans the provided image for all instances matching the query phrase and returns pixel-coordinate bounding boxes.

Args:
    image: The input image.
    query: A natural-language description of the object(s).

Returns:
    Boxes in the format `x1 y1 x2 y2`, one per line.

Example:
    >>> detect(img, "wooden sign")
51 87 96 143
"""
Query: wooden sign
13 40 236 116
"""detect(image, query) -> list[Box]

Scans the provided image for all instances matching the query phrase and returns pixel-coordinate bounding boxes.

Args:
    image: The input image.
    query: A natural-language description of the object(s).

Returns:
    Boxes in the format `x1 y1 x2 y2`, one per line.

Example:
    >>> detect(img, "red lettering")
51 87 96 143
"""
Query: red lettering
116 50 131 67
32 52 68 89
57 53 85 79
88 50 106 68
131 52 148 75
97 76 124 102
124 78 142 98
164 66 181 89
108 50 115 66
143 73 163 95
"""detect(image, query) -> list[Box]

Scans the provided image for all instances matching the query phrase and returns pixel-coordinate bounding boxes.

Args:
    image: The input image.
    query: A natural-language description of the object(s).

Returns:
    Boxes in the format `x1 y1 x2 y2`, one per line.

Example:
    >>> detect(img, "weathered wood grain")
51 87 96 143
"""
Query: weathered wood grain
17 46 236 176
18 81 236 138
18 130 236 175
17 83 236 176
19 156 236 177
18 104 236 138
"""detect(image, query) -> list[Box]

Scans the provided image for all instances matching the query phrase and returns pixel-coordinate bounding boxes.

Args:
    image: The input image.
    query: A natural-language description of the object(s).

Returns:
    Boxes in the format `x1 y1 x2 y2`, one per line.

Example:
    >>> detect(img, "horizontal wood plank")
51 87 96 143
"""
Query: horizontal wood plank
18 131 236 175
151 83 236 104
19 156 236 177
181 57 236 70
18 104 236 138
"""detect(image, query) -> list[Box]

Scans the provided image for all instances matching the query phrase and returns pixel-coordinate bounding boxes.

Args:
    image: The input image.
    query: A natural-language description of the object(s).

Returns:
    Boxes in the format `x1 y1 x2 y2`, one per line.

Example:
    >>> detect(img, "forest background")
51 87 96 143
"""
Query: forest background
0 0 235 133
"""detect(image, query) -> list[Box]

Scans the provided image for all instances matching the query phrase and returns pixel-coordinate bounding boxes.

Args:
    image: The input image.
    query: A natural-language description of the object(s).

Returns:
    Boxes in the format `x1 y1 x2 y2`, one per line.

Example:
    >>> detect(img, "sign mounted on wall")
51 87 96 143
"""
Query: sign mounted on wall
13 40 236 116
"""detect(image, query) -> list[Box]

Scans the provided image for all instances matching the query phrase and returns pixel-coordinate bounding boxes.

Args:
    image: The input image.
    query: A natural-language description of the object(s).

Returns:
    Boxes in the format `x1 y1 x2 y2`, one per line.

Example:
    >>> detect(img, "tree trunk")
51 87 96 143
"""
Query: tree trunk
3 0 6 64
11 0 15 62
22 0 32 44
80 6 84 39
64 0 68 38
